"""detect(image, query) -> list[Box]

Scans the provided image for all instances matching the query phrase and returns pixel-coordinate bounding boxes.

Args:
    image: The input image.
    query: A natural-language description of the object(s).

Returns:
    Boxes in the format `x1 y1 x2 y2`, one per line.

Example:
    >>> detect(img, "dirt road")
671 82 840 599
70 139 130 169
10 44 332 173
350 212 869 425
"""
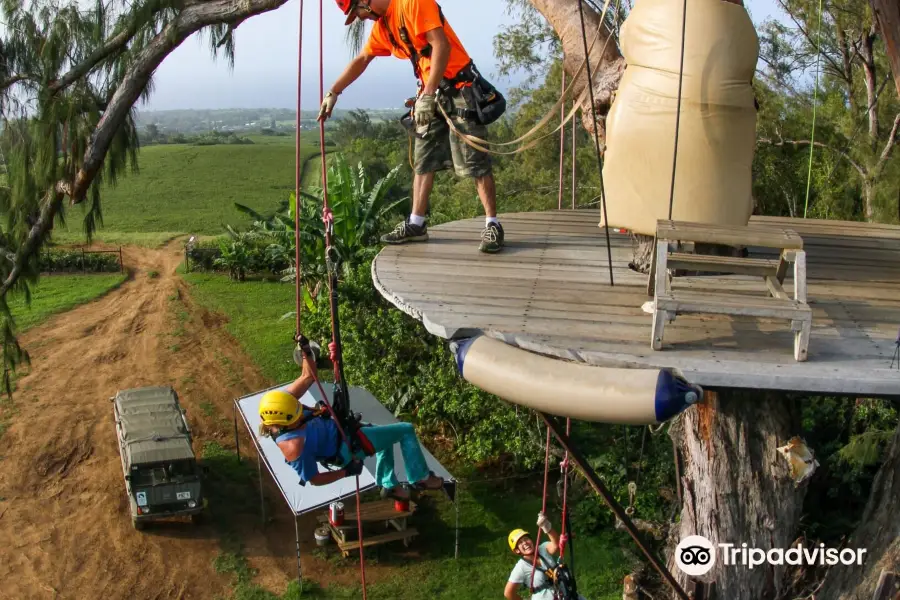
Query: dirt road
0 241 361 599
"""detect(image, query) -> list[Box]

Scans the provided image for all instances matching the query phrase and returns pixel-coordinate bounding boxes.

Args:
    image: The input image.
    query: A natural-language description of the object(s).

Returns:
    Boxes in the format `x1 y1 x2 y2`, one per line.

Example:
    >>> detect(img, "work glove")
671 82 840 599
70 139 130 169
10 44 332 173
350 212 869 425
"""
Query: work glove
344 459 364 477
414 93 437 128
537 511 553 534
318 90 339 121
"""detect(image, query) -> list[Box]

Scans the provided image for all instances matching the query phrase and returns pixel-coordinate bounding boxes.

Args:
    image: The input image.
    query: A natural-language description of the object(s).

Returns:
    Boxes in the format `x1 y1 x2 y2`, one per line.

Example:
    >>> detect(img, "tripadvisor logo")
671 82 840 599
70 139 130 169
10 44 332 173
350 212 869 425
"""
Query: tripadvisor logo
674 535 868 575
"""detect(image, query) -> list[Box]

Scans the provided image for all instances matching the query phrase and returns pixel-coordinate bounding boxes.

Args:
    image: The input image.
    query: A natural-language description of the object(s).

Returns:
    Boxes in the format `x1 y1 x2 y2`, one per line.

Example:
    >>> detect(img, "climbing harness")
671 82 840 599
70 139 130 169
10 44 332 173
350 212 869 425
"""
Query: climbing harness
525 554 580 600
385 5 507 128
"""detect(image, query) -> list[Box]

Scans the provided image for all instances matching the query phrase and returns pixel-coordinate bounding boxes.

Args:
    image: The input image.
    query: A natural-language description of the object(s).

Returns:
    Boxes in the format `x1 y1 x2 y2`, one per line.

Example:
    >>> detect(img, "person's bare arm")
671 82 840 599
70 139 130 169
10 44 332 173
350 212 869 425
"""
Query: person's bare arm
545 526 560 555
308 470 349 486
421 27 449 96
330 52 377 95
503 581 521 600
285 355 317 398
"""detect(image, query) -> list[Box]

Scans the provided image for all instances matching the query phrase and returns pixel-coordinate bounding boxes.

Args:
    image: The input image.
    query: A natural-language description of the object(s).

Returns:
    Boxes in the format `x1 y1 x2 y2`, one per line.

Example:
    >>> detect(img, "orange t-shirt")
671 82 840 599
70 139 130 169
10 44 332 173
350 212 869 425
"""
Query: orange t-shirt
363 0 471 83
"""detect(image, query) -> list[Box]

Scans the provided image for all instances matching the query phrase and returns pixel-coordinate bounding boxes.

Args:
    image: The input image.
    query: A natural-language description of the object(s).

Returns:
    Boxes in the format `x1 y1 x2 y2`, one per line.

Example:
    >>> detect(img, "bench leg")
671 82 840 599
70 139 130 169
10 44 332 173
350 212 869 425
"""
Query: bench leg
652 309 668 350
794 318 811 362
793 250 807 303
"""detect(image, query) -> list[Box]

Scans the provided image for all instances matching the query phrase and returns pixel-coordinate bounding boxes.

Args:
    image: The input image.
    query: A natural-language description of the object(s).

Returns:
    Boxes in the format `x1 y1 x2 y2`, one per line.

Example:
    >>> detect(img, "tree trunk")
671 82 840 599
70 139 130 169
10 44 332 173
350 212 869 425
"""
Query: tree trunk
667 391 808 600
817 423 900 600
527 0 625 143
836 27 857 113
858 29 880 149
864 178 876 221
870 0 900 97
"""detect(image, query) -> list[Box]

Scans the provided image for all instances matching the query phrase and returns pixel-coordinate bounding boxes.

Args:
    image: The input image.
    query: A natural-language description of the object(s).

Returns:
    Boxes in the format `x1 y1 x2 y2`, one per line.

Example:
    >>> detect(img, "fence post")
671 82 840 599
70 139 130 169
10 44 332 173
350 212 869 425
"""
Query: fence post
81 248 86 273
119 247 123 273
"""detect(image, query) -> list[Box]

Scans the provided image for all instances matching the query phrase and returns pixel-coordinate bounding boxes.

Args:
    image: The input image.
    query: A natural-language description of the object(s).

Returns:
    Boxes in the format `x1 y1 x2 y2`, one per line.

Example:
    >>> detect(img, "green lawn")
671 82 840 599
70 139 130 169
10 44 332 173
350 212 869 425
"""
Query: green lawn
7 273 127 332
183 272 634 599
53 132 324 247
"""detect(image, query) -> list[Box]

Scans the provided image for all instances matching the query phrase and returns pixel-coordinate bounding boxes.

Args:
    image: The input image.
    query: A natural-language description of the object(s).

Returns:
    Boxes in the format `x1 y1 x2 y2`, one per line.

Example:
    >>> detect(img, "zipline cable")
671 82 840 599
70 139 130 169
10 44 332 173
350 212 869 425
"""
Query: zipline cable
577 0 615 286
558 70 567 211
667 0 688 220
803 0 824 219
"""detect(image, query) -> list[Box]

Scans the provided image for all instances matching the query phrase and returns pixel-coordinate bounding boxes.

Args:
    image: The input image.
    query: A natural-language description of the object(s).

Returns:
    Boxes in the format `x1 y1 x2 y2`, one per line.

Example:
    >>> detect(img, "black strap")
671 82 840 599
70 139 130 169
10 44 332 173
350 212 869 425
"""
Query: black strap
383 2 446 82
521 554 555 594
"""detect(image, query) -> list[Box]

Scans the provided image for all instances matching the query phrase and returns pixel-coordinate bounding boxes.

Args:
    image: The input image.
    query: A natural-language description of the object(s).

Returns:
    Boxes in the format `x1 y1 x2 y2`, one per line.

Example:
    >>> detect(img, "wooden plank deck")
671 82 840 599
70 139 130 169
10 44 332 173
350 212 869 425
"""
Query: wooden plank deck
371 211 900 397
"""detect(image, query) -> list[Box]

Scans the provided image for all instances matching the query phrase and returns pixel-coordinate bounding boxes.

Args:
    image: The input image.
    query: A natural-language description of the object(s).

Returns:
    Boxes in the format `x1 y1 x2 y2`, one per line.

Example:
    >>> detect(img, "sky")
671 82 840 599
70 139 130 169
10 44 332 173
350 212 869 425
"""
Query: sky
141 0 785 112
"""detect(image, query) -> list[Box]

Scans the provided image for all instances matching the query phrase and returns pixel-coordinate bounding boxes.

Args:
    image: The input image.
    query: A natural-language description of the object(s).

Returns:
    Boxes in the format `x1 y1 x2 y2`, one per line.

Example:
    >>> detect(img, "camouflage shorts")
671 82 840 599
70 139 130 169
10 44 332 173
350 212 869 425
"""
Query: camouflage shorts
413 89 492 178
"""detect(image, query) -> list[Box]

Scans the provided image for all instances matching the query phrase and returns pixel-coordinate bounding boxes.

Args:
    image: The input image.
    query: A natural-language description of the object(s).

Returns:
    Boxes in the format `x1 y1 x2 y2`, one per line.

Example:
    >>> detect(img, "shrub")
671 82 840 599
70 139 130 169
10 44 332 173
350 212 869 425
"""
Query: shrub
40 249 120 273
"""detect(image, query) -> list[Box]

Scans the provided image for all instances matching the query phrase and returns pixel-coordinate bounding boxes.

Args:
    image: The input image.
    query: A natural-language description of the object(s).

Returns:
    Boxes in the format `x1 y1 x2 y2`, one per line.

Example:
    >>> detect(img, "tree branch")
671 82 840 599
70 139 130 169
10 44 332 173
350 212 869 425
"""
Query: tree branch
873 112 900 180
757 137 867 178
0 74 33 92
775 0 846 79
47 23 140 97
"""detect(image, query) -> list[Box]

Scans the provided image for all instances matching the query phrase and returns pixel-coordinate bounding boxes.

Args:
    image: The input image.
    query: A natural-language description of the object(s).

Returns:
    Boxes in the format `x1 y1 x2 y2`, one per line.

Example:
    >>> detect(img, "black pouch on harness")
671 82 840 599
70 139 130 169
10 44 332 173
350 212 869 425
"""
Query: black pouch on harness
442 62 506 126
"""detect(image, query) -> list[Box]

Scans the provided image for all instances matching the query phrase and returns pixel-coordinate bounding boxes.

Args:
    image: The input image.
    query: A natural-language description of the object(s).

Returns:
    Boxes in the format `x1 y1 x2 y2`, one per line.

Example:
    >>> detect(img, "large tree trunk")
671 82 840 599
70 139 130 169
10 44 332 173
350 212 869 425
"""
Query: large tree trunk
667 391 808 600
818 423 900 600
870 0 900 97
527 0 625 141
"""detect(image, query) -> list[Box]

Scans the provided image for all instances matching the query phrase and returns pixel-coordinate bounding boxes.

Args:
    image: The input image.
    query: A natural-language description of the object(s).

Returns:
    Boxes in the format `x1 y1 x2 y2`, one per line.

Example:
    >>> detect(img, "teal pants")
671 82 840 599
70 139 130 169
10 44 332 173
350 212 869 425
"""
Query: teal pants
339 422 430 489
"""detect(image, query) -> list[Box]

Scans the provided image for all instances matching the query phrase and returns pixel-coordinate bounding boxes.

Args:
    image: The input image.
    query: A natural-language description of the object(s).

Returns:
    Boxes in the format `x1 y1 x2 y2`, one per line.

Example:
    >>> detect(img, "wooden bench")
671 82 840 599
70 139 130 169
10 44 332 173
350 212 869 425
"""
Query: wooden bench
317 499 418 557
650 220 812 361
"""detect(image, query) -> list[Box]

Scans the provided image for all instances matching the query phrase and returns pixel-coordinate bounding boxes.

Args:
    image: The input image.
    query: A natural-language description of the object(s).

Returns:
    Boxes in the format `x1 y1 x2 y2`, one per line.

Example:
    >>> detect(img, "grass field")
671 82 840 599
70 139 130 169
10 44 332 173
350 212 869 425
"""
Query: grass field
53 132 328 247
6 274 127 332
183 272 634 599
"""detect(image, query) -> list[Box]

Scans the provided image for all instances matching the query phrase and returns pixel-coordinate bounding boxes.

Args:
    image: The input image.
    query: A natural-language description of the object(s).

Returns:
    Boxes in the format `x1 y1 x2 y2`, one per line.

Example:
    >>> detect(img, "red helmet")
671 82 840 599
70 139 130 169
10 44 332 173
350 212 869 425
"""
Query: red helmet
336 0 359 25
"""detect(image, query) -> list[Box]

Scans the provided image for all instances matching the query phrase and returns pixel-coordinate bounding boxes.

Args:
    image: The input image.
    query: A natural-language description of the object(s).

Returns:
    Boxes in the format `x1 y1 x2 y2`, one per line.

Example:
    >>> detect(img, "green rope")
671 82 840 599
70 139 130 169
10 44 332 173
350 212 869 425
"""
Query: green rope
803 0 824 218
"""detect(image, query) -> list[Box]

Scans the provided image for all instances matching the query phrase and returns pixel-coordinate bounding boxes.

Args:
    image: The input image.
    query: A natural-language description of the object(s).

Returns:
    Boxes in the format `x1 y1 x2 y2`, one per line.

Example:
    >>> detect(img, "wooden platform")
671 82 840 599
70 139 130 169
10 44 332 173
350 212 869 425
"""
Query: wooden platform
371 211 900 397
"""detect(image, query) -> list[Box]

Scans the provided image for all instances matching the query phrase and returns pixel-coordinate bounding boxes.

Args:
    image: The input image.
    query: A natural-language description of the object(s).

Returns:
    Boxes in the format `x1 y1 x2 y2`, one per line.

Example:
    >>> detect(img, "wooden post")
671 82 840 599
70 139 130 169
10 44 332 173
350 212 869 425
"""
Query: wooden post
257 448 266 525
294 515 303 592
233 401 241 463
81 248 86 273
119 247 123 273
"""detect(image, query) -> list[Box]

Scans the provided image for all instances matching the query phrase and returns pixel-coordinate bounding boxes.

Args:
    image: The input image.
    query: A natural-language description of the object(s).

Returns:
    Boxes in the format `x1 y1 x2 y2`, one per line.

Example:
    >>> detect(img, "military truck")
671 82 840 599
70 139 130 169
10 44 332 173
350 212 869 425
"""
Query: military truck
112 386 206 530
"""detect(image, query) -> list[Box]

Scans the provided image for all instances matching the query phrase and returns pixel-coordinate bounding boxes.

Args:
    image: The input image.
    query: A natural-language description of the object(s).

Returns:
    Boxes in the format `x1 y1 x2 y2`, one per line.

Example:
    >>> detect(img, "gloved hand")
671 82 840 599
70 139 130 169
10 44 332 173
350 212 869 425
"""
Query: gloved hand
414 93 437 128
344 459 364 477
537 511 553 534
318 90 339 121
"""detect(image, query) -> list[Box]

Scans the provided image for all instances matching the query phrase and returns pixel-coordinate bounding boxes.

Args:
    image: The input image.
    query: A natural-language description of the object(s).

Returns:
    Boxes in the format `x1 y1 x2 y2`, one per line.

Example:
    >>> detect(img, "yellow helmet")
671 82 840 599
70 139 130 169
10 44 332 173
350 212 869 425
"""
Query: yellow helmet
259 390 302 427
508 528 528 552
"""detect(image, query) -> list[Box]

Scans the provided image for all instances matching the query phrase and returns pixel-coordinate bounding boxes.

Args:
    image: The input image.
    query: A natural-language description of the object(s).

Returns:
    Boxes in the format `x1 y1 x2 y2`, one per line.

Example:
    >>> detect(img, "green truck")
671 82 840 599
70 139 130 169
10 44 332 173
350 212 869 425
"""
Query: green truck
112 386 207 530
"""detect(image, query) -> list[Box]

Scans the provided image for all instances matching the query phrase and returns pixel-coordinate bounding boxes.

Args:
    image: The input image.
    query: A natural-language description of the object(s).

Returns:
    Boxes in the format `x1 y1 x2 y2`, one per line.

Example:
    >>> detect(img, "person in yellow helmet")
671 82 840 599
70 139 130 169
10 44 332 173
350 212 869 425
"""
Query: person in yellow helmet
505 512 584 600
258 349 444 498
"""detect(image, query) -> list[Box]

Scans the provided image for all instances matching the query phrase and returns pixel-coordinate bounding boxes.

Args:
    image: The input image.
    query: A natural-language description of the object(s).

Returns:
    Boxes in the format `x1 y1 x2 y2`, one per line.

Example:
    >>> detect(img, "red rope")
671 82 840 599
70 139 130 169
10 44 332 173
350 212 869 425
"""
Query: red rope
309 0 366 594
293 0 304 338
529 426 553 591
559 417 572 558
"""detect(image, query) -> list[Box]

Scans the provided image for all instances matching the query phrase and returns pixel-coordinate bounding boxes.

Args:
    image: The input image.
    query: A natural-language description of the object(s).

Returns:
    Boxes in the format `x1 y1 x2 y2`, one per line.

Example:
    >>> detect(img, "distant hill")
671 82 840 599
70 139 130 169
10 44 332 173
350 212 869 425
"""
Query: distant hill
135 107 405 135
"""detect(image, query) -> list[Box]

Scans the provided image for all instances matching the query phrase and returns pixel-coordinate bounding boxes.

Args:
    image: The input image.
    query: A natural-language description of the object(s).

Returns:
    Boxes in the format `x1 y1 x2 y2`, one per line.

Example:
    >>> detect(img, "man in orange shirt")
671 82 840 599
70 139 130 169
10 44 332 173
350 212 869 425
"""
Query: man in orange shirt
318 0 504 253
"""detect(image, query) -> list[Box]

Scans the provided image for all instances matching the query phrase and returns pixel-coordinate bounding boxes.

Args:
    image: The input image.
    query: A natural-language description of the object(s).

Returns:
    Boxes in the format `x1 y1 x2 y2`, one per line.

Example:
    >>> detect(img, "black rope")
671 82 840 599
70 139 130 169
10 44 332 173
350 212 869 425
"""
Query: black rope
667 0 688 220
577 0 615 287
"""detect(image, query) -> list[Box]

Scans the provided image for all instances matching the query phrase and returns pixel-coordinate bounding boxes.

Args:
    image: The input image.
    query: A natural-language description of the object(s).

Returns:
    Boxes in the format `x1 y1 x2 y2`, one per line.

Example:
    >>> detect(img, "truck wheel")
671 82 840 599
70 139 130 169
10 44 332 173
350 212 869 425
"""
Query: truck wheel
132 518 145 531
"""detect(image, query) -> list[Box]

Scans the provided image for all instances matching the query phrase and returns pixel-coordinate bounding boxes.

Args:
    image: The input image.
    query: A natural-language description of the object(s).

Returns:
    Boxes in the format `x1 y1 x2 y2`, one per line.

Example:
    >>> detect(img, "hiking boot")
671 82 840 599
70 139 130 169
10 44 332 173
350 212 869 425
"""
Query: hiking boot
381 220 429 244
479 221 504 253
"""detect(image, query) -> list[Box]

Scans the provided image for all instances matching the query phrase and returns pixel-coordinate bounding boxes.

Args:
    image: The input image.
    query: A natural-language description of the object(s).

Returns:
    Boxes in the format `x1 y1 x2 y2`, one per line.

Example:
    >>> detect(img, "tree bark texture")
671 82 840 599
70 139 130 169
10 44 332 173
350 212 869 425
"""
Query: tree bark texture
817 423 900 600
870 0 900 97
528 0 625 143
667 391 807 600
